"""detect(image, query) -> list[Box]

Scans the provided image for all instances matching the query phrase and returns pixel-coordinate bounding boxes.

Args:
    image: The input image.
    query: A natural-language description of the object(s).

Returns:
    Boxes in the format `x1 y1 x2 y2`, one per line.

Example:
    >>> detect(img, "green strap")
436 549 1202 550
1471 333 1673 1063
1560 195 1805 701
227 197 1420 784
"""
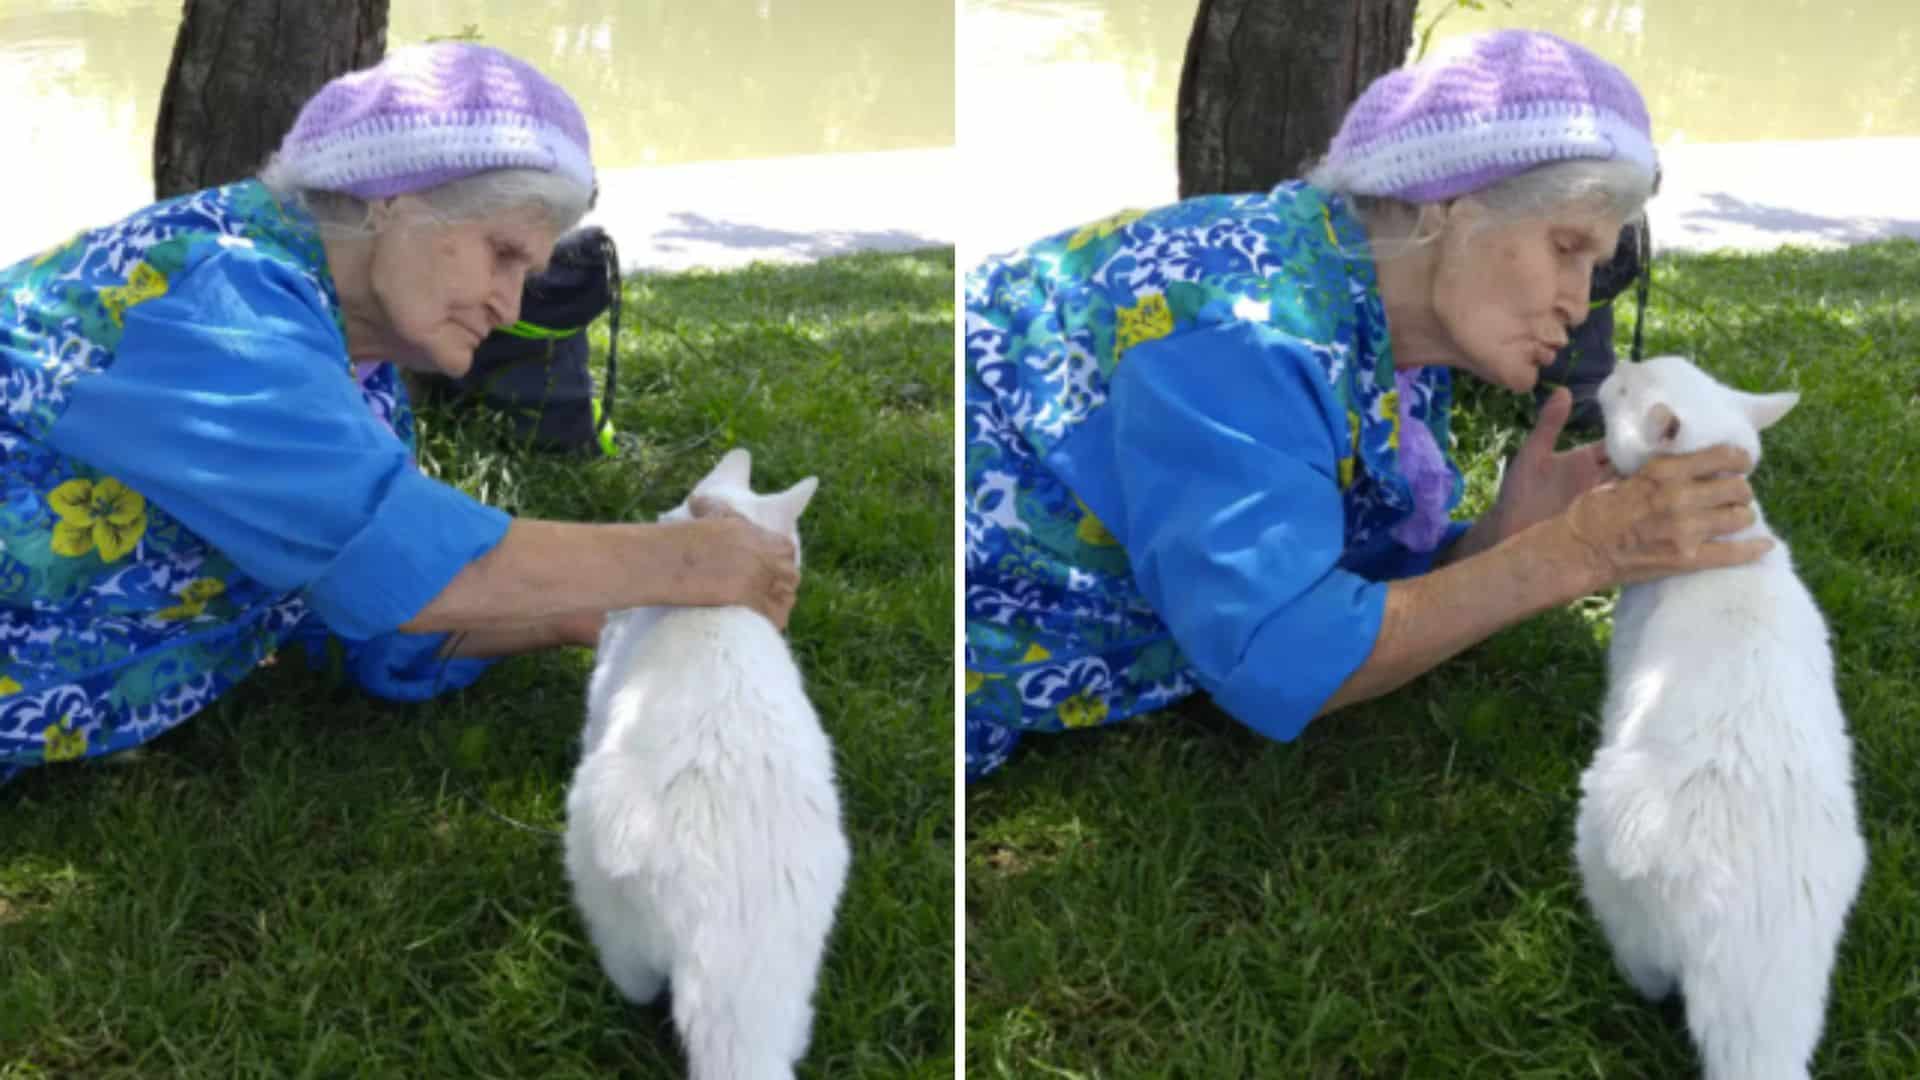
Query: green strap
590 396 618 457
499 320 581 341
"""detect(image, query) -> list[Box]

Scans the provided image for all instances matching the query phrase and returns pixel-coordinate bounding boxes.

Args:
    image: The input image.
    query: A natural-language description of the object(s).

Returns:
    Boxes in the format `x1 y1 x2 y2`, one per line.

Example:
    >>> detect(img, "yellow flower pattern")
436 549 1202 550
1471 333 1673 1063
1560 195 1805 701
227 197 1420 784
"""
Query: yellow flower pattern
47 478 147 564
1378 389 1402 451
96 261 170 327
48 477 148 562
0 675 21 696
1074 498 1118 547
1020 643 1052 664
43 717 88 762
1113 292 1175 361
1339 411 1360 490
1057 691 1109 729
155 578 226 622
1066 208 1148 251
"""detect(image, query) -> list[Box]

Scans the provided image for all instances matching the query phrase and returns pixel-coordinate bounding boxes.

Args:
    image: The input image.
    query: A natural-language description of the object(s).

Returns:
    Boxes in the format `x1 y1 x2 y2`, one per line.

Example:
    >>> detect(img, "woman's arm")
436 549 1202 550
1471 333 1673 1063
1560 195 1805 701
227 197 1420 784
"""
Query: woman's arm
428 611 608 658
1321 444 1766 714
399 516 798 637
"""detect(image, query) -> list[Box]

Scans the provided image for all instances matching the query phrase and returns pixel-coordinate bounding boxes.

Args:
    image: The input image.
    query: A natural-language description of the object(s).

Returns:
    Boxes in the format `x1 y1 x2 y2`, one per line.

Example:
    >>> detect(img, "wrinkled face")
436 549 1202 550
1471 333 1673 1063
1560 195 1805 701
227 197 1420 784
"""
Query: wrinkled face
1429 199 1625 393
365 198 558 377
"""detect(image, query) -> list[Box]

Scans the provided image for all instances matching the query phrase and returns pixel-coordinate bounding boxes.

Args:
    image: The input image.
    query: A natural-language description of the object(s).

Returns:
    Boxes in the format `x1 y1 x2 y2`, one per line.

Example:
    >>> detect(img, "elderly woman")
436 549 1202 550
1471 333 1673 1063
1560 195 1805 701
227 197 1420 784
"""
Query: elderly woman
963 30 1771 781
0 44 797 784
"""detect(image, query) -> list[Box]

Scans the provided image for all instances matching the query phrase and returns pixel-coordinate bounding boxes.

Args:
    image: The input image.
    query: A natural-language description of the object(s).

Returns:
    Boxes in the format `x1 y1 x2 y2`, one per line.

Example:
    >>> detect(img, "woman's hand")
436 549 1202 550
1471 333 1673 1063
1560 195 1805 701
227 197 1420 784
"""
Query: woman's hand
1557 442 1772 589
1484 387 1613 544
1325 435 1769 716
669 506 800 630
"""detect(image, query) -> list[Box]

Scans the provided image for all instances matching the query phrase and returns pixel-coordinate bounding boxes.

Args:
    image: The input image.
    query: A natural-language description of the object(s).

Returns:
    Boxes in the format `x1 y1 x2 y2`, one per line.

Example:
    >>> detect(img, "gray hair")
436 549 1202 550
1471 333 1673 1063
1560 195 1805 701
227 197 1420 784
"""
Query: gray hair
1312 158 1653 253
256 162 593 237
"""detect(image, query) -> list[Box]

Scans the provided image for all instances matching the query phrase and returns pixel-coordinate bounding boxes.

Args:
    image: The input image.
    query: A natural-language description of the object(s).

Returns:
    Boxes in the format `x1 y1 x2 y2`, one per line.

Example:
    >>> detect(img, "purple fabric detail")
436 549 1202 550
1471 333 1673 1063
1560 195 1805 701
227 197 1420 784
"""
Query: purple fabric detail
1390 369 1454 553
1324 29 1651 202
353 360 382 385
1394 161 1561 206
276 43 592 200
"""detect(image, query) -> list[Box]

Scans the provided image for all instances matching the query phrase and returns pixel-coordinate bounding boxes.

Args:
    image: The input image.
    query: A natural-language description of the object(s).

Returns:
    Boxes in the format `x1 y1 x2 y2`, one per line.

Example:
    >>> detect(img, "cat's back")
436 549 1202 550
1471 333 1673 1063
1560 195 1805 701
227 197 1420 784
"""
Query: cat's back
589 605 833 784
1612 535 1833 691
1605 534 1853 794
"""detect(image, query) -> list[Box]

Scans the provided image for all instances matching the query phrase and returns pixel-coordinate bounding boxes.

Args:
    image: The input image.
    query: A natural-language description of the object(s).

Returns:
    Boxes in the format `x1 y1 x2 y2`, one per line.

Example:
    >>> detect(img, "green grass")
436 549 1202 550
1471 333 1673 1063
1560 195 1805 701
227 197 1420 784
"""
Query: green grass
966 239 1920 1077
0 249 956 1077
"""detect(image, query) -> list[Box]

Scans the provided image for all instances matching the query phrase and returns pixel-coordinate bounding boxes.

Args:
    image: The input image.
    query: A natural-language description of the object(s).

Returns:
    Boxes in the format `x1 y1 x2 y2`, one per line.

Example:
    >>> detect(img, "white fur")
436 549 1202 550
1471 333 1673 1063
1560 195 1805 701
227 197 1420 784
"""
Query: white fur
1576 357 1866 1080
565 448 850 1080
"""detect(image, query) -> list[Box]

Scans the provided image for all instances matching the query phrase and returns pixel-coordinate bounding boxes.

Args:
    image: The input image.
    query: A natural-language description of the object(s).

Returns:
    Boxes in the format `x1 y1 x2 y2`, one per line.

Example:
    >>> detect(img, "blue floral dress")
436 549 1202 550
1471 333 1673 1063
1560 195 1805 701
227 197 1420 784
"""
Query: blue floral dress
963 182 1472 781
1 181 509 785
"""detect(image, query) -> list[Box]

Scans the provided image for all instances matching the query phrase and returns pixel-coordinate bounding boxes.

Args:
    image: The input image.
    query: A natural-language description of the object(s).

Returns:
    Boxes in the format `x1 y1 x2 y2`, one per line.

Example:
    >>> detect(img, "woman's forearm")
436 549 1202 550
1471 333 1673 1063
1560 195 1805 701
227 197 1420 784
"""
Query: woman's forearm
434 610 608 658
1319 517 1603 715
399 519 686 635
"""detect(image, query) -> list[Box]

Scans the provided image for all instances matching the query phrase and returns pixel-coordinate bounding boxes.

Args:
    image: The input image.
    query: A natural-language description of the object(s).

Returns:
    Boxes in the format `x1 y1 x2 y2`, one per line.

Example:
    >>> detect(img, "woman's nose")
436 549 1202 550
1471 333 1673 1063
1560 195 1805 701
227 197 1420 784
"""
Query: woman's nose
490 276 523 328
1559 268 1592 330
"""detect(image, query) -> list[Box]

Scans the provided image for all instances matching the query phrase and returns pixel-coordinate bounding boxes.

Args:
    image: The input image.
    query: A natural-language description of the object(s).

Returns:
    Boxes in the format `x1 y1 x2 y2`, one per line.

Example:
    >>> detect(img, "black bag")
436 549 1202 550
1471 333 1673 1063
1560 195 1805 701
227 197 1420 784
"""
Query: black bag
418 225 623 454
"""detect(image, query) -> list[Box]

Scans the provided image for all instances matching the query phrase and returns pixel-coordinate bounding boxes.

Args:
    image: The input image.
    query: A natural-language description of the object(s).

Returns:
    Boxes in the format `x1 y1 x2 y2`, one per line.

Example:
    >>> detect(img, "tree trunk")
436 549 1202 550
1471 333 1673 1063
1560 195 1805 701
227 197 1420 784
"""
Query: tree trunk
153 0 389 200
1175 0 1416 199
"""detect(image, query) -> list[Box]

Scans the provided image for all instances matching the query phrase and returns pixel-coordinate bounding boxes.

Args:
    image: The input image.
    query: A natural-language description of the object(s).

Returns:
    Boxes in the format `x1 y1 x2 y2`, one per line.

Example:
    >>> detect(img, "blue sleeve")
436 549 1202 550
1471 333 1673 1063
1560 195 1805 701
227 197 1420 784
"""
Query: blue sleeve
45 245 510 641
1367 520 1473 580
1055 321 1386 742
284 618 496 702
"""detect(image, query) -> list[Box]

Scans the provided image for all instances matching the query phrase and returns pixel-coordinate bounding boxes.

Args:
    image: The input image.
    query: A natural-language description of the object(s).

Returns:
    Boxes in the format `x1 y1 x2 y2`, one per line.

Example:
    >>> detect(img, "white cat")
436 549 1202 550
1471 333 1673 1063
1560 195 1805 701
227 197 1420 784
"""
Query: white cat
565 448 850 1080
1575 356 1866 1080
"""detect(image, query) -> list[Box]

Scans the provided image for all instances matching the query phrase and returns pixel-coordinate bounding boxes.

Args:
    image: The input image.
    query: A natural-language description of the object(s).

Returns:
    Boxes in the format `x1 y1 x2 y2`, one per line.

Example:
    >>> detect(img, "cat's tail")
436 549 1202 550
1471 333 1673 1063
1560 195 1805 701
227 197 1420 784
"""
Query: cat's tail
673 946 809 1080
661 788 849 1080
681 1035 795 1080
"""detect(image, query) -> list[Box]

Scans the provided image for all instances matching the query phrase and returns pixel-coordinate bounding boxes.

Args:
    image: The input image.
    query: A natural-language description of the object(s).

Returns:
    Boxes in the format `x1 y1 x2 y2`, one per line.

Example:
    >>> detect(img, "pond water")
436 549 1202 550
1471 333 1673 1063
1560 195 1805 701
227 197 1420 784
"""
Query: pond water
0 0 954 260
958 0 1920 257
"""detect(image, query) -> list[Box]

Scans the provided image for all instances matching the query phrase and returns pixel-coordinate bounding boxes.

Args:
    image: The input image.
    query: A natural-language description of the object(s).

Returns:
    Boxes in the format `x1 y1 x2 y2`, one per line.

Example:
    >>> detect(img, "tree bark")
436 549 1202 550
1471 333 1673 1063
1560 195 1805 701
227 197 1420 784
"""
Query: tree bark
1176 0 1416 199
153 0 389 200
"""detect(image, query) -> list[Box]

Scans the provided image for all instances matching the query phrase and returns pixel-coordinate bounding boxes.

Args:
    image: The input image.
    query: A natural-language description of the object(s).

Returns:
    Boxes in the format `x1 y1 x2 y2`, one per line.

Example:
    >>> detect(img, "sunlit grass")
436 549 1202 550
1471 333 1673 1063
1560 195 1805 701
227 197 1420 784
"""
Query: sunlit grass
1 249 956 1078
966 239 1920 1077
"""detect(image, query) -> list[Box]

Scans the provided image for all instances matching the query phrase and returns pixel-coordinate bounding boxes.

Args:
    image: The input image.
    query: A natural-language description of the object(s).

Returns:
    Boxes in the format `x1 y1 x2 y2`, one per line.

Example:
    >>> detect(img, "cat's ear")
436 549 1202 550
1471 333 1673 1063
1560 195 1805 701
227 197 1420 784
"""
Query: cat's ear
769 476 820 524
705 447 753 490
1645 402 1681 447
1740 390 1799 431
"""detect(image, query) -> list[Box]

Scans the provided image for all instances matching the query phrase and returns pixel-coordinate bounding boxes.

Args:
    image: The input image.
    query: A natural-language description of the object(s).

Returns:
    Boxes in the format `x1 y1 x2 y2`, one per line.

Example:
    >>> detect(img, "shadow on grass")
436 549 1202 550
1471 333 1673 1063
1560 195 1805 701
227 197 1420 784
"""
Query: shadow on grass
2 248 956 1077
645 213 948 265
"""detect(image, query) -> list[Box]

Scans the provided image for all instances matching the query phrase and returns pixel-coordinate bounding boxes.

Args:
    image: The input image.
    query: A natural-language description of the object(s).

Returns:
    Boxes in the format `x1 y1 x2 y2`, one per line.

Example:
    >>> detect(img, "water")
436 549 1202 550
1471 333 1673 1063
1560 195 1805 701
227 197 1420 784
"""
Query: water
0 0 954 259
958 0 1920 257
1421 0 1920 144
6 1 1913 262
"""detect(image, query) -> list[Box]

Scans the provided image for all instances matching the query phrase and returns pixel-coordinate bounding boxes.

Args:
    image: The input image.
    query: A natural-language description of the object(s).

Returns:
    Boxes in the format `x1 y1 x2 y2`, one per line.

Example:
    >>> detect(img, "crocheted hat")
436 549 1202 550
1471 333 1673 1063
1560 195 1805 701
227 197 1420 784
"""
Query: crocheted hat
272 43 594 201
1319 30 1655 204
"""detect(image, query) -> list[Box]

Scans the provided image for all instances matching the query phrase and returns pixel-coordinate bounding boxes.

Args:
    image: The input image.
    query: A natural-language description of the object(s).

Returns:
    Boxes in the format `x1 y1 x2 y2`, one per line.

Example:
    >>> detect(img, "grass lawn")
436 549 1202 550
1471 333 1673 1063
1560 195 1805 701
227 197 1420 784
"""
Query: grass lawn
966 239 1920 1077
0 249 956 1077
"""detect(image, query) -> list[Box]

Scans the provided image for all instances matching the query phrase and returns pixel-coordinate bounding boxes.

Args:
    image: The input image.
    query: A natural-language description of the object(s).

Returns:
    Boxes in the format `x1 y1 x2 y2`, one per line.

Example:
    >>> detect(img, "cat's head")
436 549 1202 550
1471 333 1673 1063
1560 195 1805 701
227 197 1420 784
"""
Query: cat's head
1597 355 1798 477
660 447 819 564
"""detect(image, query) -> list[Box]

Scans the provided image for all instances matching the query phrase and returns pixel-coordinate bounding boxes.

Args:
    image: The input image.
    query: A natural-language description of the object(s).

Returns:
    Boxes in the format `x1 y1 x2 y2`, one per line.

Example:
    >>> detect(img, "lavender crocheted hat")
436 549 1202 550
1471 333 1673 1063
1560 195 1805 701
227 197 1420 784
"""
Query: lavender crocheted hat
273 43 594 201
1319 29 1655 204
